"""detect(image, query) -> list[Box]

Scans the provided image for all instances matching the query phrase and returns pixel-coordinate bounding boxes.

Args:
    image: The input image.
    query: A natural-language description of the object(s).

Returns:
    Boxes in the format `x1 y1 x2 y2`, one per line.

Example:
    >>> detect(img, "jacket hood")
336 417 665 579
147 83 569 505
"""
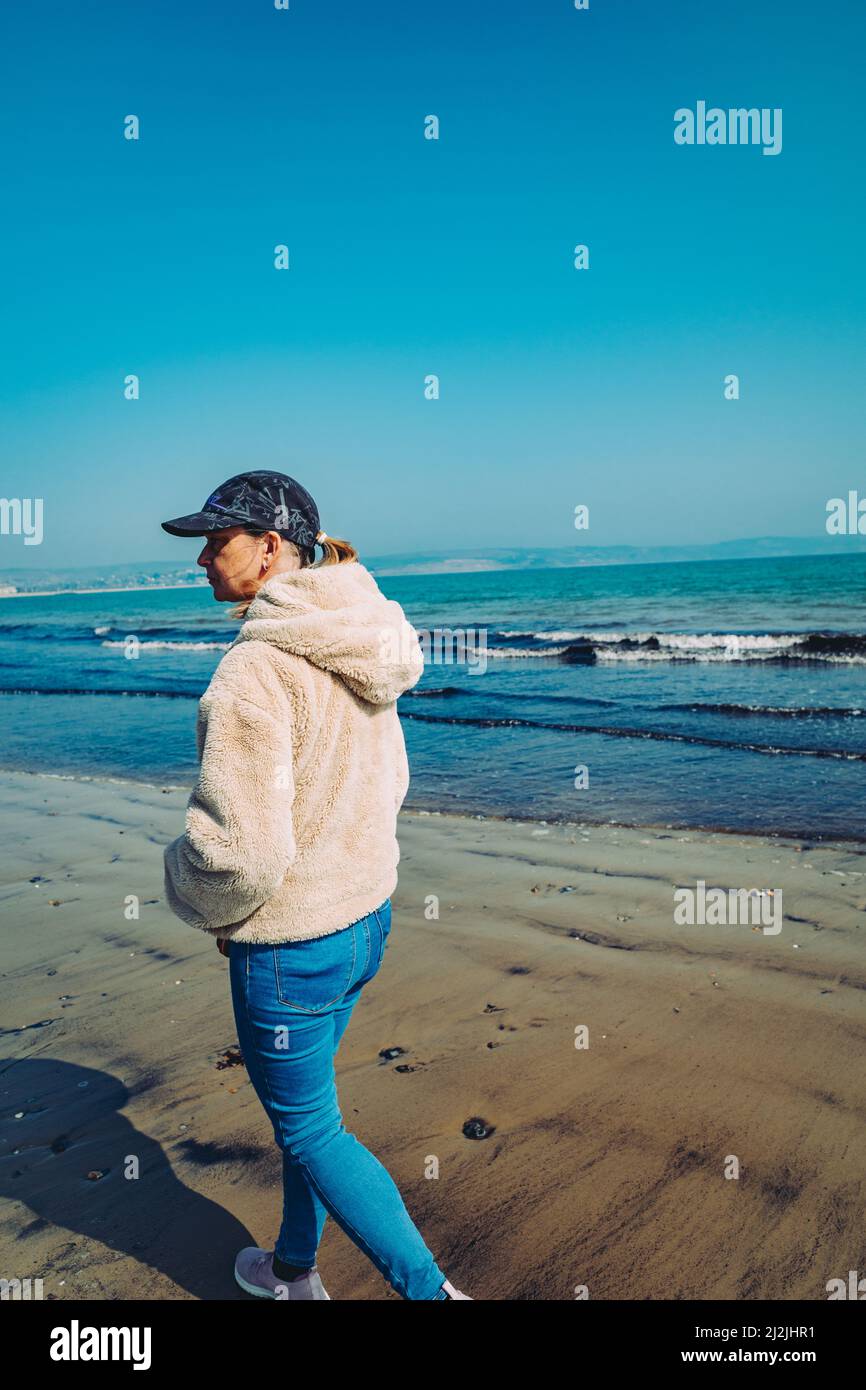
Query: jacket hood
231 560 424 705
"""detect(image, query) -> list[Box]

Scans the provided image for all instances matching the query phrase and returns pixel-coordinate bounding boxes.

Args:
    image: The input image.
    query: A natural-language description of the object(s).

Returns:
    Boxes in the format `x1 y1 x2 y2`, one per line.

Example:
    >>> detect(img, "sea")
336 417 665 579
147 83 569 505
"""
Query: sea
1 552 864 842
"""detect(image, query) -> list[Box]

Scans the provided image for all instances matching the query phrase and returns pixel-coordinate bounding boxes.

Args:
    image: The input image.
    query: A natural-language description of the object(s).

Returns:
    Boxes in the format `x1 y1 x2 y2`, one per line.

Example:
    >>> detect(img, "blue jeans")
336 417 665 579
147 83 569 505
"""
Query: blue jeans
228 899 450 1300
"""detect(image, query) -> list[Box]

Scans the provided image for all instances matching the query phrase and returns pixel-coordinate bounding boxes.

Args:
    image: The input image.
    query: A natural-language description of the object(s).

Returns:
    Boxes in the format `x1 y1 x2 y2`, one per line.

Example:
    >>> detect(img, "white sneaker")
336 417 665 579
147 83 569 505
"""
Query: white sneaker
440 1277 473 1300
234 1246 331 1300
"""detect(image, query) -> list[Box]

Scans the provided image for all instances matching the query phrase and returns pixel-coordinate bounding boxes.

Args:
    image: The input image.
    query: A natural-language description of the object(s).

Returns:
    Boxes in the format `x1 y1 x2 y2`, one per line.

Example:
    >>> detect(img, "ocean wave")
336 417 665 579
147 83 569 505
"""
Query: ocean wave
0 622 232 646
663 702 865 719
485 630 866 664
487 644 578 659
100 639 231 652
0 686 200 699
405 685 617 707
400 711 866 760
404 685 467 697
3 620 863 665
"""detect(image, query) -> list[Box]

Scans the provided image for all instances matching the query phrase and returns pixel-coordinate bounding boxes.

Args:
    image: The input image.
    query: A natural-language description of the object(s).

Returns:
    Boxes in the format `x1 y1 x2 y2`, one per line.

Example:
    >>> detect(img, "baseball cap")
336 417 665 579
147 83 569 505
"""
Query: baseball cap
161 471 323 554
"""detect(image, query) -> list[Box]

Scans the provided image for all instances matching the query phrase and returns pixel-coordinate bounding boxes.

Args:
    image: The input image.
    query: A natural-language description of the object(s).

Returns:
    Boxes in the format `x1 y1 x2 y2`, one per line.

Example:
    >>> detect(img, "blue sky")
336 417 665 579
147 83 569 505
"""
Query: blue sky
2 0 864 568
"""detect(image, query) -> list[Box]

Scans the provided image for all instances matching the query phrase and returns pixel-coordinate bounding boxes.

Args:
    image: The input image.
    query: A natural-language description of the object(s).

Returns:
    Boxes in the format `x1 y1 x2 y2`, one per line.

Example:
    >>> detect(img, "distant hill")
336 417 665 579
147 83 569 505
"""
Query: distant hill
367 535 866 577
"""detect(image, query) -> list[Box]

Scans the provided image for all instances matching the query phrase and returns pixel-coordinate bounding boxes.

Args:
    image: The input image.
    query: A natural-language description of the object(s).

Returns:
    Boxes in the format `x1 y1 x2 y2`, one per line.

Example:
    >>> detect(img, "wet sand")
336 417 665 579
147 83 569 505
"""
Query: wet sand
0 769 864 1300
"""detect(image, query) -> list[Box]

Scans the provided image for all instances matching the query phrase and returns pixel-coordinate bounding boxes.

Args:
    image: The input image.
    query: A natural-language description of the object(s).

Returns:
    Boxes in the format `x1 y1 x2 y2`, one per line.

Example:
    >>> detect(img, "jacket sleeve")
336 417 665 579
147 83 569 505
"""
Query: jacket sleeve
163 691 297 933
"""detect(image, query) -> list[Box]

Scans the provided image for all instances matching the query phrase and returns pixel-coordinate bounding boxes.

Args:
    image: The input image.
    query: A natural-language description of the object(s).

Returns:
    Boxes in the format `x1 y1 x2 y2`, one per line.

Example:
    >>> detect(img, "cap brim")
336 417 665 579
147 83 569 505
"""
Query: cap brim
161 510 231 537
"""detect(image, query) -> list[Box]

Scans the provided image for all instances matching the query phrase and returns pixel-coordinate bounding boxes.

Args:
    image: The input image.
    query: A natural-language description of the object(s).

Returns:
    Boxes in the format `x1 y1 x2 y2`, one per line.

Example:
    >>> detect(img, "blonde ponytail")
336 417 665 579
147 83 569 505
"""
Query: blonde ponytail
315 534 358 567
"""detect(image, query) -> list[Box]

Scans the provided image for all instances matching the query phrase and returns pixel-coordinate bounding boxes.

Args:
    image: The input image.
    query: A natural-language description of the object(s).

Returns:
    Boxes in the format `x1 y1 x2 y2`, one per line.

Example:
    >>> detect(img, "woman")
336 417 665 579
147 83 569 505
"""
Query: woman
161 470 471 1301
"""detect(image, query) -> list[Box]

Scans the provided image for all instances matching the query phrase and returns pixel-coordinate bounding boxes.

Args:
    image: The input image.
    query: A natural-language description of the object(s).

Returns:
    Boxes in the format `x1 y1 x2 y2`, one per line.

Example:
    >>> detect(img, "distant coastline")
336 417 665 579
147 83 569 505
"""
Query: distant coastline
0 536 863 596
0 582 209 600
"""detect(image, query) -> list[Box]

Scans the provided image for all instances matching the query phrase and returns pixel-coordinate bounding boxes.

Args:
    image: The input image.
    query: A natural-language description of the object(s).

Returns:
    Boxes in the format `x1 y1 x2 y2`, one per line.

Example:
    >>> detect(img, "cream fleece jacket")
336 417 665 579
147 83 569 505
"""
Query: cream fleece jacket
163 559 424 944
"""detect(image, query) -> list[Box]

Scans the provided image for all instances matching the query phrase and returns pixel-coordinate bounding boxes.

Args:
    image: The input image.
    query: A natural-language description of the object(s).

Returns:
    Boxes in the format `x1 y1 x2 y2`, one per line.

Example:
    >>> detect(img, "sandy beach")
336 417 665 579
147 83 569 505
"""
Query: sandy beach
1 768 864 1301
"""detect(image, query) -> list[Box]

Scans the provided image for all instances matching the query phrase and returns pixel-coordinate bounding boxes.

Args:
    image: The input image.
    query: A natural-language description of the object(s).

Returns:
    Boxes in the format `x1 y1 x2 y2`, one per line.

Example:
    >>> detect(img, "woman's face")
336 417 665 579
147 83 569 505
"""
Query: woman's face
197 527 300 601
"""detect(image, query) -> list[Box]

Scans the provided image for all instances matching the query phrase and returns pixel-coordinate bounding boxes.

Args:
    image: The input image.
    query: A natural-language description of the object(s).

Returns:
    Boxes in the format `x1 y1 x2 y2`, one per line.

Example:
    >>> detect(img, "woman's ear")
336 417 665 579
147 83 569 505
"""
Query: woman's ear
262 531 282 570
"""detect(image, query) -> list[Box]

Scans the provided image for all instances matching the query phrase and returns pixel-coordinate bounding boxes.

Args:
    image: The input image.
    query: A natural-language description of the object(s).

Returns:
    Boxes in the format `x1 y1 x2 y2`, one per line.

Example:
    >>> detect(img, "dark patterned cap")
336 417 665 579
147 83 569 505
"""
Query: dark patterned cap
161 471 322 553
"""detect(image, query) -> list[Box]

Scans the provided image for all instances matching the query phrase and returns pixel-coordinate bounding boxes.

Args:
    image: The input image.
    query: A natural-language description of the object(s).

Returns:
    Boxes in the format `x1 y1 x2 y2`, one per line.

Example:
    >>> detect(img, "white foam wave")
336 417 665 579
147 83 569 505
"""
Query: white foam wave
487 645 572 659
498 629 815 650
101 639 231 652
595 648 866 665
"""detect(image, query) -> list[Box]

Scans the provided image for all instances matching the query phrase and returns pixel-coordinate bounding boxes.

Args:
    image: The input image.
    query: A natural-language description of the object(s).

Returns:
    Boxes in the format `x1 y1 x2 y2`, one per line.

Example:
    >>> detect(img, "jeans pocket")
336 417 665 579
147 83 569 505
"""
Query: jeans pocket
372 899 392 969
273 926 357 1013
